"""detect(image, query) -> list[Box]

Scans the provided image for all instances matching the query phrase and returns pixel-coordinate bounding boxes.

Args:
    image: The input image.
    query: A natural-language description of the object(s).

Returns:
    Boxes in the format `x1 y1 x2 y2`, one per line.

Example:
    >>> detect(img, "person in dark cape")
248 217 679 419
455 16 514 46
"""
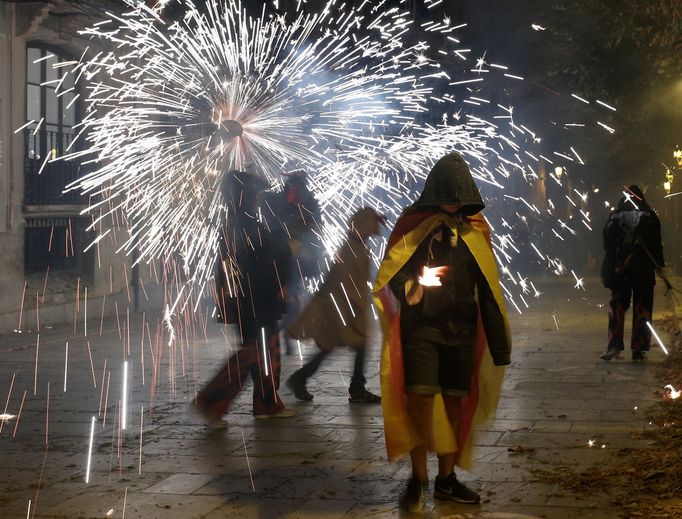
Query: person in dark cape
373 153 511 512
600 185 665 361
193 170 295 424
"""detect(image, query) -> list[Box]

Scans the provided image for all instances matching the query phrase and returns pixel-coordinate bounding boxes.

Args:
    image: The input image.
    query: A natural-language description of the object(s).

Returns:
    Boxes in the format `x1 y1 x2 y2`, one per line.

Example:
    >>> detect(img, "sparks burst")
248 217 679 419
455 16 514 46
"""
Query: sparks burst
45 0 598 322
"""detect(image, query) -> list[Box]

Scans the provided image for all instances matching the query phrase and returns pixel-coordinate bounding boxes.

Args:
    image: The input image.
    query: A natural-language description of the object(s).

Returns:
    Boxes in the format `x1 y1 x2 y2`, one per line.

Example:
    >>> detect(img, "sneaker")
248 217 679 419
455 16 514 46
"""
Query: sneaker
434 473 480 504
286 376 314 401
632 350 647 361
189 401 228 429
348 389 381 404
399 477 426 513
254 408 297 420
600 347 621 361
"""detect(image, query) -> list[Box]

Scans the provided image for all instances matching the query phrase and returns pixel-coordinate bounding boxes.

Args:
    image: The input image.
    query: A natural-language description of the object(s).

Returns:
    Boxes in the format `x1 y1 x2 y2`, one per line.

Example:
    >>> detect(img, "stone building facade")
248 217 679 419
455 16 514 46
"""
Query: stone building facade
0 1 161 333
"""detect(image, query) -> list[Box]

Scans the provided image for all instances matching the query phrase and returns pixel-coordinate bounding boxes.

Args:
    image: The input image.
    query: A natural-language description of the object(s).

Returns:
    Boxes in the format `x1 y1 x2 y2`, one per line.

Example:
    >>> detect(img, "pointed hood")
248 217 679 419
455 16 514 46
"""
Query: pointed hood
616 184 652 212
349 207 385 239
412 153 485 216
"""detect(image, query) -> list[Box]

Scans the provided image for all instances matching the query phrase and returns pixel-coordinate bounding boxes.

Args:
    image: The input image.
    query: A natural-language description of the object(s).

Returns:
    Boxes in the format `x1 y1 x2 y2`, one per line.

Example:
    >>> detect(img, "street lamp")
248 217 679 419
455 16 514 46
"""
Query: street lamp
554 166 564 179
664 167 674 195
665 146 680 195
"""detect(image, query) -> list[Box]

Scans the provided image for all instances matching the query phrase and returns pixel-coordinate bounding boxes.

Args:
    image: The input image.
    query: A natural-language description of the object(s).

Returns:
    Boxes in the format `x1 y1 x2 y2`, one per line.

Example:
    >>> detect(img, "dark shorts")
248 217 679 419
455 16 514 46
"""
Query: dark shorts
402 339 474 396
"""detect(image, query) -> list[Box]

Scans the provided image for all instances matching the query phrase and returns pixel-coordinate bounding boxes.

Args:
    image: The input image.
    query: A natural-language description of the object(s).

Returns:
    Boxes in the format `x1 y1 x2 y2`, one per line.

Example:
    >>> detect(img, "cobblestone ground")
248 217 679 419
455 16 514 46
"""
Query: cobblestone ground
0 276 676 518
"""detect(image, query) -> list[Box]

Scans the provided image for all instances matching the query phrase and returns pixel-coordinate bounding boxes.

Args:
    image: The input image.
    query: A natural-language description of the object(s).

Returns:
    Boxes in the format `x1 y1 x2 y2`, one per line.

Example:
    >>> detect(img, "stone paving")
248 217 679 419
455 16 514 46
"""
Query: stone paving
0 276 676 518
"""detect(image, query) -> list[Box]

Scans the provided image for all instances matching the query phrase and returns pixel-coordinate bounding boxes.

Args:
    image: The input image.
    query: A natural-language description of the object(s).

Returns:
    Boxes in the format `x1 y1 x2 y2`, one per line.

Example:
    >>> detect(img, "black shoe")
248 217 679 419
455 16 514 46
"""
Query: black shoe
434 473 480 504
348 389 381 404
600 347 621 361
399 477 426 513
286 375 313 401
632 350 647 361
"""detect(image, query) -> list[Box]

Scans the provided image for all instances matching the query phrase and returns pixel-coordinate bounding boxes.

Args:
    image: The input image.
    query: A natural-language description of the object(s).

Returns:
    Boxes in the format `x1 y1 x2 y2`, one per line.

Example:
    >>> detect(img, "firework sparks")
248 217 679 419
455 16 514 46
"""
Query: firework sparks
122 360 129 430
29 0 606 345
240 428 255 492
570 270 585 290
646 321 668 355
86 416 96 484
664 385 681 400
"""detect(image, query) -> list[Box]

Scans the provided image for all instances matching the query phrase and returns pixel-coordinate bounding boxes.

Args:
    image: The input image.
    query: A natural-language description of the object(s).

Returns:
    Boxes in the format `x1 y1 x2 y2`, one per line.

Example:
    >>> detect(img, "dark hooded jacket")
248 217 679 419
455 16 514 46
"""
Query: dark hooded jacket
217 170 292 340
388 154 508 360
601 185 664 288
263 172 322 278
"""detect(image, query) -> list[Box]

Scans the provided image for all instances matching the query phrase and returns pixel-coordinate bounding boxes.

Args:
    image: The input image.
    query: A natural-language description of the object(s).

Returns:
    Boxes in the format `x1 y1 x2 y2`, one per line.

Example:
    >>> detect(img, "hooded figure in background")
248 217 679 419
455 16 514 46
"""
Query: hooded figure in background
264 170 323 354
286 207 384 403
373 153 511 512
600 185 664 361
194 170 295 424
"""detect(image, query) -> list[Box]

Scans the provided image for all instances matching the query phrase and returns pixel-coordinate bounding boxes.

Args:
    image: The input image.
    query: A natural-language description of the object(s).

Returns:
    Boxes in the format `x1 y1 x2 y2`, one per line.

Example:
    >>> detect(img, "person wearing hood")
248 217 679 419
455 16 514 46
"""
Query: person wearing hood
373 153 511 512
264 170 323 355
600 185 665 361
286 207 384 403
193 169 295 424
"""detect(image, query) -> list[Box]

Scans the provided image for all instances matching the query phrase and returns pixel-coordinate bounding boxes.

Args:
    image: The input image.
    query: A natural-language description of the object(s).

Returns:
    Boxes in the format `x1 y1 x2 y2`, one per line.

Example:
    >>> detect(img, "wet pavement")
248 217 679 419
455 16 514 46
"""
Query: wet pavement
0 276 676 518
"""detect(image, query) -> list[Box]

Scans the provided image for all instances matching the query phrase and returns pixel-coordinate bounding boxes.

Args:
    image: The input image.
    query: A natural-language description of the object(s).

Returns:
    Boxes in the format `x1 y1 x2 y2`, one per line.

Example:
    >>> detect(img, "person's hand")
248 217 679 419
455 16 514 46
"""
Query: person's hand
418 266 448 287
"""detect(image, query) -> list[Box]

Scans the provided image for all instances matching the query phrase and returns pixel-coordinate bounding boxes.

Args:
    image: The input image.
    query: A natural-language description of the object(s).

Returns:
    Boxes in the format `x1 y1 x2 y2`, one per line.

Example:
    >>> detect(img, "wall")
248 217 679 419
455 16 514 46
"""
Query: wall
0 2 164 333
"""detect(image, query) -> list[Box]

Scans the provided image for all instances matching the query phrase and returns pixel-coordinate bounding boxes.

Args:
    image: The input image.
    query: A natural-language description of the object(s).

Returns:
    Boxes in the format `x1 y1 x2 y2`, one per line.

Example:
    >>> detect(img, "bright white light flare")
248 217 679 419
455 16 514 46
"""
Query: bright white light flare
646 321 668 355
418 266 448 287
664 385 681 400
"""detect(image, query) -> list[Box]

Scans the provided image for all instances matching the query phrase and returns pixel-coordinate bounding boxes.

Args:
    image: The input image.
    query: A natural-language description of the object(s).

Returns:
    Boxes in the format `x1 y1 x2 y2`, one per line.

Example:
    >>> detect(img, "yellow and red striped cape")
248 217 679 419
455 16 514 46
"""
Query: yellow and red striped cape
373 211 510 470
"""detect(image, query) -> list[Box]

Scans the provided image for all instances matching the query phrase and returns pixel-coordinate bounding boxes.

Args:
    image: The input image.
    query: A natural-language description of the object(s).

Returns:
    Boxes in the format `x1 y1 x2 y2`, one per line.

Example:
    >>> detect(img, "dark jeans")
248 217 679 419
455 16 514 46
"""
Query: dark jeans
196 323 285 416
291 348 367 395
607 278 654 352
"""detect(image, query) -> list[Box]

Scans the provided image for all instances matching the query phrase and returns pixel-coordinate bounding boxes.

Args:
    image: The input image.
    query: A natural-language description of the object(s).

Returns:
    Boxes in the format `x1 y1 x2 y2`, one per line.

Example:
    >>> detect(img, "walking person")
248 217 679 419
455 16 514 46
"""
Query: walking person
373 153 511 512
600 185 665 361
286 207 384 403
265 170 323 355
193 169 295 425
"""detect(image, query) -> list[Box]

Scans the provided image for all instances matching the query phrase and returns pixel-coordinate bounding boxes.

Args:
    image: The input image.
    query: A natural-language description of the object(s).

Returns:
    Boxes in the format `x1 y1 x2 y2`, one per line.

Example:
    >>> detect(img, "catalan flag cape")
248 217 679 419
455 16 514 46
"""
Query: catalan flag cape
373 210 510 470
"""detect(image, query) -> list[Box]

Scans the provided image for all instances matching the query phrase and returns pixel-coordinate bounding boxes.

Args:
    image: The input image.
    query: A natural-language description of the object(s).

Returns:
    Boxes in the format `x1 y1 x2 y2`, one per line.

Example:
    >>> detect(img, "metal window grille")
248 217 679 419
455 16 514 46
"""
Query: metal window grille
24 129 85 205
24 217 91 275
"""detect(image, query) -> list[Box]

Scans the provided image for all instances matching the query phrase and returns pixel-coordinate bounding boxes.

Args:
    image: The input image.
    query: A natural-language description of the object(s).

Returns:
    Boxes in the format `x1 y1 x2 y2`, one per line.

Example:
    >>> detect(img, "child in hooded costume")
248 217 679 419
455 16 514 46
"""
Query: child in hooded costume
373 153 511 512
599 185 665 362
286 207 384 403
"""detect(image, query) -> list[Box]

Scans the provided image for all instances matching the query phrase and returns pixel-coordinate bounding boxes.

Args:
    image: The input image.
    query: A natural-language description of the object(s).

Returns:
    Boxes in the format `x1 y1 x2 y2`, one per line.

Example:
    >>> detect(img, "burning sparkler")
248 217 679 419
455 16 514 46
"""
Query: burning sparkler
418 266 448 287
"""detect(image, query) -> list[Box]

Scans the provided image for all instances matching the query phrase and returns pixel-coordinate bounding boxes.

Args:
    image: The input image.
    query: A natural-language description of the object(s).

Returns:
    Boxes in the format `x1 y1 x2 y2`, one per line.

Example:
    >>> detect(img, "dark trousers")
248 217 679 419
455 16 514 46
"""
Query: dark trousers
196 324 285 416
292 348 367 395
607 278 654 352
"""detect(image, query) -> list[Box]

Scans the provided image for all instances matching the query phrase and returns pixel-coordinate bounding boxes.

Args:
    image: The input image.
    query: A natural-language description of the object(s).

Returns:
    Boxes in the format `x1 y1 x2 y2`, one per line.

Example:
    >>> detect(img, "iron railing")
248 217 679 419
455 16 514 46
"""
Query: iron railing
24 216 93 275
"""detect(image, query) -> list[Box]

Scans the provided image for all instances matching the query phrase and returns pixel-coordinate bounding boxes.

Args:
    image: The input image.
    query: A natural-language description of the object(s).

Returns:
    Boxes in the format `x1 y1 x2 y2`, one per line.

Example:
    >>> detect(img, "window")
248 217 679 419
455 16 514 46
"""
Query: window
24 44 91 277
26 44 78 160
24 43 83 205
